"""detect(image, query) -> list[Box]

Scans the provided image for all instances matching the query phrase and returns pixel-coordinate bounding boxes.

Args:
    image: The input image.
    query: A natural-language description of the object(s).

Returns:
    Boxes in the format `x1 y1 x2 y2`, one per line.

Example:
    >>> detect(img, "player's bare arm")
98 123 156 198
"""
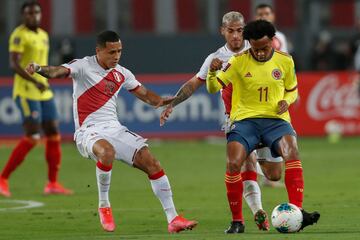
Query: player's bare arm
132 85 174 107
160 75 203 126
10 52 47 92
26 62 69 79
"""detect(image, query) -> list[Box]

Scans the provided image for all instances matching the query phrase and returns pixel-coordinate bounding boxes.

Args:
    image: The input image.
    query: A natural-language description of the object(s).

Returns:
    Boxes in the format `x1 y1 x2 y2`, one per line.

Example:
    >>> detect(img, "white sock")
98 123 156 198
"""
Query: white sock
150 175 178 223
243 180 263 215
96 166 112 208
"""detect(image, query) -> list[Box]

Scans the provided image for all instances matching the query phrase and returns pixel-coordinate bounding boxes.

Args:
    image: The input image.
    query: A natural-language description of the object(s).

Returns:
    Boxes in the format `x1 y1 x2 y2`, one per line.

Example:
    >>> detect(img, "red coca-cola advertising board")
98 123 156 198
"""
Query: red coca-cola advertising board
290 72 360 136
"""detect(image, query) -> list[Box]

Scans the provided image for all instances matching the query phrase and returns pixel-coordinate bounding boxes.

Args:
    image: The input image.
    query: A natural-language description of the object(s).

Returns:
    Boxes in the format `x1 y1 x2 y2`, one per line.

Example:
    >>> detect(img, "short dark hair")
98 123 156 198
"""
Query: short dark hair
243 20 275 41
21 0 41 14
96 30 120 47
255 3 273 12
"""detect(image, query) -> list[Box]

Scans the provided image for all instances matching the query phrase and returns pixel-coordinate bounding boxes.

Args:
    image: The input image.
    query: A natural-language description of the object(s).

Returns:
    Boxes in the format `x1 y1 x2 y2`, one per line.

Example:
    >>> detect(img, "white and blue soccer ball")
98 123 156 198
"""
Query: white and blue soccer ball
271 203 303 233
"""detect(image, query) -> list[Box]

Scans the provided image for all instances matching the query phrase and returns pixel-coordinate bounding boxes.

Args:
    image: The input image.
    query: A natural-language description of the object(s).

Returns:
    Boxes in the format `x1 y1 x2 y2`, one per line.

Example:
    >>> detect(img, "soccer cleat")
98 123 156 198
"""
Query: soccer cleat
0 177 11 197
224 221 245 234
44 182 73 195
168 215 198 233
254 209 270 231
299 209 320 231
98 207 116 232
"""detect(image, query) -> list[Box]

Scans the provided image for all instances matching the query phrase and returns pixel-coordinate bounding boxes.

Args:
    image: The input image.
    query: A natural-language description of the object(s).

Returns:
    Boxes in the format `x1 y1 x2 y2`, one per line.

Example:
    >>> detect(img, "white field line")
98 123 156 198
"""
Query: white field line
0 199 44 211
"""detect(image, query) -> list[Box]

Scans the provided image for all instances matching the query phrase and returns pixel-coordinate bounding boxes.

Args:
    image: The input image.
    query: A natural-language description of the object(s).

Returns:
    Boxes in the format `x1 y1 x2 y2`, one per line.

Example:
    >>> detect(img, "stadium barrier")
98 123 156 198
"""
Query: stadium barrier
0 72 359 140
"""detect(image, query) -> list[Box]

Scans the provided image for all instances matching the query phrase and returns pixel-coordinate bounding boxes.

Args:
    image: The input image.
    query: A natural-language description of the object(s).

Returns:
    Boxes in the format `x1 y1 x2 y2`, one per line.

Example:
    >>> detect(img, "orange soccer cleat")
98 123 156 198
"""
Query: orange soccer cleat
254 209 270 231
44 182 73 195
0 177 11 197
98 207 116 232
168 215 198 233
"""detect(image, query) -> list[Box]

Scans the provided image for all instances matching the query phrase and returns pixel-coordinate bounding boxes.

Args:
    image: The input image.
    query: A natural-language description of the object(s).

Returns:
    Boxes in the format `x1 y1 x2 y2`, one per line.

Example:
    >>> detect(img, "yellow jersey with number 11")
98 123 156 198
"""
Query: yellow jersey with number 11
216 49 298 123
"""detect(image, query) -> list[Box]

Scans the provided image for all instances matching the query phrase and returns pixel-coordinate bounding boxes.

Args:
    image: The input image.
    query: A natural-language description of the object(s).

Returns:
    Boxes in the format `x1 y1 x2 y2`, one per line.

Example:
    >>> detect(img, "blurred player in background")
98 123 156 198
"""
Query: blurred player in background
255 3 288 53
160 12 285 233
0 0 72 197
207 19 320 233
25 30 197 233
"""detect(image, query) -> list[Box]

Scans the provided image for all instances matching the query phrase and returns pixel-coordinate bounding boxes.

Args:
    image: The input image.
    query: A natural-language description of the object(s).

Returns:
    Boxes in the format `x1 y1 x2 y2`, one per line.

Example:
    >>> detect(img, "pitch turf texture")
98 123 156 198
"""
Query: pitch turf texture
0 137 359 240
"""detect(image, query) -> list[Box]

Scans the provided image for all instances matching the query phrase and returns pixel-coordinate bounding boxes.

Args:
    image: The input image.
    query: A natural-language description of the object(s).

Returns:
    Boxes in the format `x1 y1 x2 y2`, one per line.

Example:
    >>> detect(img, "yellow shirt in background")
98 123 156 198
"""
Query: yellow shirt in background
9 24 53 100
216 50 298 123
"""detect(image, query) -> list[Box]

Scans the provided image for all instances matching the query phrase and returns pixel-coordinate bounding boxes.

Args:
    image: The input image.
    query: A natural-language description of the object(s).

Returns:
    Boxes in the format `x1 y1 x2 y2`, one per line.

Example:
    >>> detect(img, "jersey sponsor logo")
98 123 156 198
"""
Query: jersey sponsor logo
222 63 231 72
245 72 252 77
272 69 282 80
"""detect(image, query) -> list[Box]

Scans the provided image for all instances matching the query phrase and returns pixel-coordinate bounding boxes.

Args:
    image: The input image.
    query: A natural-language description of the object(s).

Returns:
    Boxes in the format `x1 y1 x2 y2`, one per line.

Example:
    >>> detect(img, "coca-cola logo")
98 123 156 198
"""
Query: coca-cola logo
307 74 360 120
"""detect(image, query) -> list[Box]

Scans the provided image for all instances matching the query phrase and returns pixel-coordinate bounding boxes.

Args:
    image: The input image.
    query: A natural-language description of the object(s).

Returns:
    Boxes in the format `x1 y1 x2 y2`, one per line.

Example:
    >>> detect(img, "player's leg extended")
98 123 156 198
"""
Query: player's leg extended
224 141 247 233
133 146 197 233
277 135 303 207
93 139 116 232
0 97 40 197
41 98 72 195
277 135 320 230
241 152 269 231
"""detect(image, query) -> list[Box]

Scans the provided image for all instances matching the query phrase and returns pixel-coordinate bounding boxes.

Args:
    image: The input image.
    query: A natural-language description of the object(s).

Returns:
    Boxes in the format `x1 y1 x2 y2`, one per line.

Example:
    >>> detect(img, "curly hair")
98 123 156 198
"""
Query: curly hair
243 20 275 41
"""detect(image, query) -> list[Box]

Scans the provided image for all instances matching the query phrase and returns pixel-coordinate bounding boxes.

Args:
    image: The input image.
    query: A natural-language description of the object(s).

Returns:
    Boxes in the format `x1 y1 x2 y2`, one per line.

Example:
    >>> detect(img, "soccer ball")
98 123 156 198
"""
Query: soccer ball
271 203 303 233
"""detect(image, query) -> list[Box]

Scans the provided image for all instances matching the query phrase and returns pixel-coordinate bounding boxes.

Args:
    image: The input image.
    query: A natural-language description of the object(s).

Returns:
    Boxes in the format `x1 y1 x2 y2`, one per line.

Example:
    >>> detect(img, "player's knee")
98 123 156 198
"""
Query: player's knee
265 170 282 181
227 159 242 172
25 133 41 145
98 145 115 164
286 146 300 160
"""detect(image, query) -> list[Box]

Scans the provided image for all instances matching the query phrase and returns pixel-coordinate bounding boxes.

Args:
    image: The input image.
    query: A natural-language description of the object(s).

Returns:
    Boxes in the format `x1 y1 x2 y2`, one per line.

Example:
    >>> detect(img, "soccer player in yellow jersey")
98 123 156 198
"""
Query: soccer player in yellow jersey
207 20 320 232
0 1 72 197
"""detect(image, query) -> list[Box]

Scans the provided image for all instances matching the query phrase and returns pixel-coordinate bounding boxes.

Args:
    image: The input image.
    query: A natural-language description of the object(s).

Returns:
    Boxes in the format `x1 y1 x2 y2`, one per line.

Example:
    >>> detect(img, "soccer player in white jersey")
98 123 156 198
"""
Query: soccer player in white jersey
25 30 197 233
255 3 288 53
160 12 283 233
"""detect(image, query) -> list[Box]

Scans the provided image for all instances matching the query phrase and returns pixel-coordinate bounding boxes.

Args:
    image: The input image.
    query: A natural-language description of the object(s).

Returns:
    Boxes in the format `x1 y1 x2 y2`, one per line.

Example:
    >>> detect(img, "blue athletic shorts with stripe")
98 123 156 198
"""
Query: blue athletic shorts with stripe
226 118 296 157
15 96 58 124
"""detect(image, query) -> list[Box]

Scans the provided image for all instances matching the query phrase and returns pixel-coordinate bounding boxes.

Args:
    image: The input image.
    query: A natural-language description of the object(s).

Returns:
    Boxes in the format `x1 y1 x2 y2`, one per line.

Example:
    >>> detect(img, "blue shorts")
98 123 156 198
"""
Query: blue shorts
226 118 296 157
15 97 58 124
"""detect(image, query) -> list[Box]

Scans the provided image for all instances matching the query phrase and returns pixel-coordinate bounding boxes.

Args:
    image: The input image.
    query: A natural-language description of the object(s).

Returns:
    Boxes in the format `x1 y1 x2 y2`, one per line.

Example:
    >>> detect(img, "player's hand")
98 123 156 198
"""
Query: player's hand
160 105 173 126
25 62 41 75
155 96 175 108
209 58 223 72
277 100 289 115
35 82 47 92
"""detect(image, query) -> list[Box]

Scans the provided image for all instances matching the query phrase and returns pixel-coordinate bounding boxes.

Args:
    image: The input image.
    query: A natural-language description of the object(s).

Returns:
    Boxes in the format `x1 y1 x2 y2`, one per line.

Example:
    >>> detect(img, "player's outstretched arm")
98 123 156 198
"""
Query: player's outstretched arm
132 85 174 107
26 62 69 79
206 58 223 94
159 75 203 126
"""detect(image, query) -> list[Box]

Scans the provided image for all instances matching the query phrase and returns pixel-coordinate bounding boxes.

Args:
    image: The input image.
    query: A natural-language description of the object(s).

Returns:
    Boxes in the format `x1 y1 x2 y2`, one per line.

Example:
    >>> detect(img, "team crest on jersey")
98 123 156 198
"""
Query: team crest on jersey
13 37 21 45
222 63 231 72
104 80 116 95
271 69 282 80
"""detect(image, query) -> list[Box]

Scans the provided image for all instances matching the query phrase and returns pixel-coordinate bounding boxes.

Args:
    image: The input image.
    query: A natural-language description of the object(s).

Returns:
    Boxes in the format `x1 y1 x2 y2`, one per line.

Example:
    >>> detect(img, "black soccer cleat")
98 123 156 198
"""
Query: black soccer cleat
299 209 320 231
224 221 245 234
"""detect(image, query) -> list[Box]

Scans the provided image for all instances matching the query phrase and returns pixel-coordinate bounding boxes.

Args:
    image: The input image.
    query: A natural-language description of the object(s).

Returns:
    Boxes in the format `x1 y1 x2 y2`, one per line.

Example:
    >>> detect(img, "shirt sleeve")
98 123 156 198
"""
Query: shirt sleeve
216 55 237 86
62 59 83 79
123 68 142 91
9 30 25 53
283 58 298 105
196 54 214 81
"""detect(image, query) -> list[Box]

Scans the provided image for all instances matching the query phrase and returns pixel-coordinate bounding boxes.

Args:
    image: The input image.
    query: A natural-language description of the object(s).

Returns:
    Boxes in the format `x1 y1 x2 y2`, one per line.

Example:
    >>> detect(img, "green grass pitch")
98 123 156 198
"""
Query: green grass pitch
0 137 359 239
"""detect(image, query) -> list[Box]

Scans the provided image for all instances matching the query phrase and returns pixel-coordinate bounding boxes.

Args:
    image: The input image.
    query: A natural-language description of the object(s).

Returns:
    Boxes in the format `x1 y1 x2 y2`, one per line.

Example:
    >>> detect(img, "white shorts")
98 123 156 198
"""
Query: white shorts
74 121 148 166
256 147 283 163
